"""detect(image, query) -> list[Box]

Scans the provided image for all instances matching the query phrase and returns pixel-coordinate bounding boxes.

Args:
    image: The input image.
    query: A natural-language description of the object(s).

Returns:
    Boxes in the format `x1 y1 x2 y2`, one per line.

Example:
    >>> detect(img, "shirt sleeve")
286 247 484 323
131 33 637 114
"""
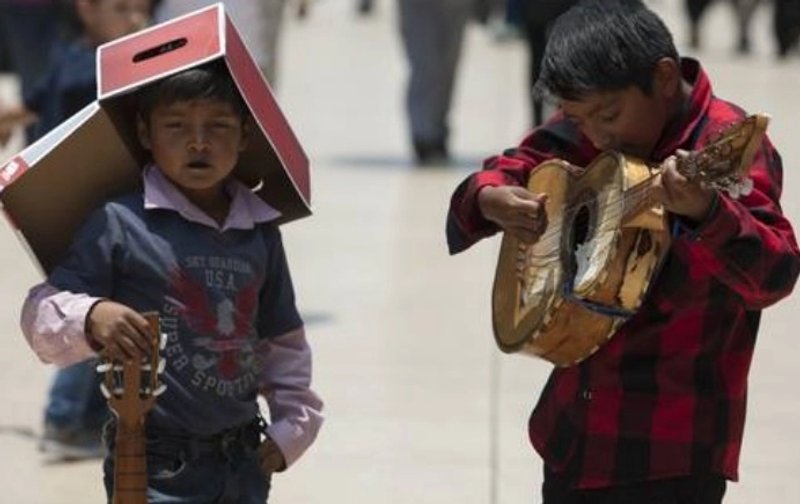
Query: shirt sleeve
257 327 324 468
446 116 596 254
257 226 303 338
19 205 121 365
20 283 104 366
256 226 323 467
677 138 800 309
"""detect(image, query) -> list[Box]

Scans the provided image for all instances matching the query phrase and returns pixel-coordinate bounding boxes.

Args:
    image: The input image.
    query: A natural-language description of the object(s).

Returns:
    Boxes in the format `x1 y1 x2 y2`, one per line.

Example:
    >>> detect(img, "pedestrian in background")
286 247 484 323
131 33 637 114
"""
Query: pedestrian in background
398 0 472 165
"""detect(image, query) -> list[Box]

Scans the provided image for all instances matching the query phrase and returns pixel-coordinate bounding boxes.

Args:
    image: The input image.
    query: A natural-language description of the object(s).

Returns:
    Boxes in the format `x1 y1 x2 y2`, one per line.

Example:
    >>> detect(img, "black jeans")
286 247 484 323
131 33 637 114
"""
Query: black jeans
543 468 727 504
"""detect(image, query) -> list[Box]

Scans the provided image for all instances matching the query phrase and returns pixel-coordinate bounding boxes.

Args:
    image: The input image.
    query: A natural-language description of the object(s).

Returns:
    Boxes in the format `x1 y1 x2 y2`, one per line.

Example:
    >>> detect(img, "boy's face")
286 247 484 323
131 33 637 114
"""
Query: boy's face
137 99 248 201
77 0 151 45
559 59 681 160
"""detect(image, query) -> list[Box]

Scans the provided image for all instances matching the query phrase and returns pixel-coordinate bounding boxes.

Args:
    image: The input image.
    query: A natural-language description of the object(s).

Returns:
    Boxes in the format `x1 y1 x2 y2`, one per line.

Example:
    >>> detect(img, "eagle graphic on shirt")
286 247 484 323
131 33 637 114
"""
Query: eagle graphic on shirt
167 267 262 381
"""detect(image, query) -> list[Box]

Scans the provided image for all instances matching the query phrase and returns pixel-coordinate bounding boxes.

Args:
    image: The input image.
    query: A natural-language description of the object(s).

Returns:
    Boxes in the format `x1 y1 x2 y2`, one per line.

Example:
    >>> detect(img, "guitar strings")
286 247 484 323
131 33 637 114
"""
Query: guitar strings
517 126 753 254
520 176 657 256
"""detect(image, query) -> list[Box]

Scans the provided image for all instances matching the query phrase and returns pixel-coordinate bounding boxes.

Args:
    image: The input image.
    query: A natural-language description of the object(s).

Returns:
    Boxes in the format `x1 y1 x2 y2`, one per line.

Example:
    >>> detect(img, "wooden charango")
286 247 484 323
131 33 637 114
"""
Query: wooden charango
492 114 769 366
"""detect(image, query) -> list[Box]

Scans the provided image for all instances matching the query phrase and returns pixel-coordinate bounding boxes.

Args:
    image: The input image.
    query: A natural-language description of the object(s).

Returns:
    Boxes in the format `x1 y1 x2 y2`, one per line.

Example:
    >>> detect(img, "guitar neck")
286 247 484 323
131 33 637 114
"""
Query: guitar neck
620 150 711 224
101 311 163 504
620 114 768 224
113 421 148 504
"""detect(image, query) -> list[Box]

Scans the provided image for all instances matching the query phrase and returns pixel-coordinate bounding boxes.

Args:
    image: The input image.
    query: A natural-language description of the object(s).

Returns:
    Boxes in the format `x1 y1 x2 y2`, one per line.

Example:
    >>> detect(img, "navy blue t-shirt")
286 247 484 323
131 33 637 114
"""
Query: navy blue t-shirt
48 193 303 434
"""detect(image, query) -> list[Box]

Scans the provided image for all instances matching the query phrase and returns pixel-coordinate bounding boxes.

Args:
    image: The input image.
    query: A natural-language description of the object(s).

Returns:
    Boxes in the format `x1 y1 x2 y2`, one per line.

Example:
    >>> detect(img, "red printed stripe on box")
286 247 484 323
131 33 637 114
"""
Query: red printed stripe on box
99 8 221 96
224 18 310 202
0 156 30 192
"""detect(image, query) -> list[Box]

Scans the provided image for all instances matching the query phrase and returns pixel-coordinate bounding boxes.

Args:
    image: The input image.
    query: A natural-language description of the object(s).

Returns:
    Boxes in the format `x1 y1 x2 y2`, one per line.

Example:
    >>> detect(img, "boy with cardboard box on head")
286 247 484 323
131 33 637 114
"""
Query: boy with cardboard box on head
20 58 322 503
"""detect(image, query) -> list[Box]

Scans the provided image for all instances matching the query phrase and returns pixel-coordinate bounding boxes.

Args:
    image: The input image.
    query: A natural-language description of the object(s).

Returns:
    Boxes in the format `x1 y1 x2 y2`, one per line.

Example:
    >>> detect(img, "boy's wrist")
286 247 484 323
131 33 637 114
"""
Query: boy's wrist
259 436 287 473
84 300 108 352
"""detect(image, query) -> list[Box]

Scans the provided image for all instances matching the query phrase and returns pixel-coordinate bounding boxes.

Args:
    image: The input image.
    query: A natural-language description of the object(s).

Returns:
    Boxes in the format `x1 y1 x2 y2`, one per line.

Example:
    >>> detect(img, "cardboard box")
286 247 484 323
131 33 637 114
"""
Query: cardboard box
0 3 310 275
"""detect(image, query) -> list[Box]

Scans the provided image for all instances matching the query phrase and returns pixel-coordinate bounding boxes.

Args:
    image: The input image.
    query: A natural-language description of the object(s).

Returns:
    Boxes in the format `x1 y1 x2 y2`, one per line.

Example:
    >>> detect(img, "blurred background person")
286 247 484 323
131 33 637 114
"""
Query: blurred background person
0 0 64 104
685 0 763 54
774 0 800 56
521 0 576 126
156 0 290 86
0 0 156 461
398 0 472 166
0 0 75 143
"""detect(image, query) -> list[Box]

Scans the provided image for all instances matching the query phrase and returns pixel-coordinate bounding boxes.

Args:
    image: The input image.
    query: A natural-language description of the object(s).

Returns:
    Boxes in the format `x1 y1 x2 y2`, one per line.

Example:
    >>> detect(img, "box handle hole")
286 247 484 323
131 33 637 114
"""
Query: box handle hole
132 38 188 63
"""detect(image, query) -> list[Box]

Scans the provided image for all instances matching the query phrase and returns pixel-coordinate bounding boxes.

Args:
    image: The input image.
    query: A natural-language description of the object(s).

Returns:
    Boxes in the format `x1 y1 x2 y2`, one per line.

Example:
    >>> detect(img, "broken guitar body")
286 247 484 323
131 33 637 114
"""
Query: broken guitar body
491 114 769 366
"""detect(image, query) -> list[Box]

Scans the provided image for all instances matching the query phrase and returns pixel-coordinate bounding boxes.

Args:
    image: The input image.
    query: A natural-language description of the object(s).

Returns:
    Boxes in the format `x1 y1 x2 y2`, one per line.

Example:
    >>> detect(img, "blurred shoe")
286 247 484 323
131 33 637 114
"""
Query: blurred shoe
358 0 374 16
39 423 105 461
413 139 450 166
736 35 751 55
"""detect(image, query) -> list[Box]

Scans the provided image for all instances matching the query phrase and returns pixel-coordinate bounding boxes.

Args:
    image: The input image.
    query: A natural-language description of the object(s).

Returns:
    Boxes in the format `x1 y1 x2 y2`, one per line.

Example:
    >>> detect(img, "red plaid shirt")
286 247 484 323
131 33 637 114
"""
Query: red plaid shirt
447 59 800 489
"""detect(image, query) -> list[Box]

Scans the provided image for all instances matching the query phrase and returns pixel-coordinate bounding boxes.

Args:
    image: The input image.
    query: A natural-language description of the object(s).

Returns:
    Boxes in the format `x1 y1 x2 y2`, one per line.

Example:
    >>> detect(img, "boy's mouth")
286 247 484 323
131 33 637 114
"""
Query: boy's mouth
187 160 211 169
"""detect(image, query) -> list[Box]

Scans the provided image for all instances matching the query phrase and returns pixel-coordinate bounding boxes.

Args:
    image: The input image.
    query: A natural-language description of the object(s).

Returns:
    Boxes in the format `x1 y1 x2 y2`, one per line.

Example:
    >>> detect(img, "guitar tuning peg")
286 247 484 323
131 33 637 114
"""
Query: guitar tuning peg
740 177 754 196
724 177 754 199
100 383 111 399
153 384 167 396
160 333 168 350
96 362 112 373
157 360 166 374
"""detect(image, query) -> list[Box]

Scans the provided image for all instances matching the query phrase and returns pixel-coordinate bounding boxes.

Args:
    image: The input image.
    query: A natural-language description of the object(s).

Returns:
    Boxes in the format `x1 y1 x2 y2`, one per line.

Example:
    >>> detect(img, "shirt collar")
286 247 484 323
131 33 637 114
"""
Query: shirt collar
650 57 713 161
142 164 282 230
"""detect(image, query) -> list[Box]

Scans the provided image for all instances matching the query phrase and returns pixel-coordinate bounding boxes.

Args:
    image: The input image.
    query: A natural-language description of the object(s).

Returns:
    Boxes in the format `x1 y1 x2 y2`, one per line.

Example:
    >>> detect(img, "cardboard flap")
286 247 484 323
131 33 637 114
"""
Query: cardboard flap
1 107 140 274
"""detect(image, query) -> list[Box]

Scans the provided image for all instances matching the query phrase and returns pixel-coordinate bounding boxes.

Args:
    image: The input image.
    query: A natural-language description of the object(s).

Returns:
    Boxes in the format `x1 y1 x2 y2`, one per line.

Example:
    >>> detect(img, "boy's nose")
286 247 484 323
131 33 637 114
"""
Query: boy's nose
187 130 210 151
584 125 613 152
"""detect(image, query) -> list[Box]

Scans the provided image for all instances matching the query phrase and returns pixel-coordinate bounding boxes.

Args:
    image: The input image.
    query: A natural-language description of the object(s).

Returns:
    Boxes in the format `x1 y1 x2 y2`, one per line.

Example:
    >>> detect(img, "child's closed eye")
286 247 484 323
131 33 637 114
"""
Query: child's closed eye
210 121 236 129
599 112 620 124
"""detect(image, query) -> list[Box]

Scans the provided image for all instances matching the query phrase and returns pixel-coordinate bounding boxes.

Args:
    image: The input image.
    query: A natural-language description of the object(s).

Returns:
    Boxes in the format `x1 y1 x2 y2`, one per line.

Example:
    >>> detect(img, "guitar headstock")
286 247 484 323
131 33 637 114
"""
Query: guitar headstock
678 113 770 198
97 311 166 430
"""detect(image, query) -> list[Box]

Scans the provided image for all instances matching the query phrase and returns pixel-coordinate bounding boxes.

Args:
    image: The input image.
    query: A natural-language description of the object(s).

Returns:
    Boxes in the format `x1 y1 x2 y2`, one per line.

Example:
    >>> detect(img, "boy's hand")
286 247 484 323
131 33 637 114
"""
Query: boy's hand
653 153 716 223
86 301 153 362
258 436 286 474
478 185 549 244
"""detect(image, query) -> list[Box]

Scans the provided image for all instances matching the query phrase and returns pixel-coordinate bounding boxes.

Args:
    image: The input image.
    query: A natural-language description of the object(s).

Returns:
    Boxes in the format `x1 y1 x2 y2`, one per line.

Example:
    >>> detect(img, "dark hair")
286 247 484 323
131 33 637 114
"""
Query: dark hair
534 0 679 101
136 60 248 122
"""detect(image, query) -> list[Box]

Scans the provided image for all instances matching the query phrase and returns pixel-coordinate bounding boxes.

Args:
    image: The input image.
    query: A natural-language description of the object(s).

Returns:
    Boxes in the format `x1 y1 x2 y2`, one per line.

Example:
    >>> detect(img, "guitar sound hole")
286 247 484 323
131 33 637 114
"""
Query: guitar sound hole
567 203 594 278
572 205 591 247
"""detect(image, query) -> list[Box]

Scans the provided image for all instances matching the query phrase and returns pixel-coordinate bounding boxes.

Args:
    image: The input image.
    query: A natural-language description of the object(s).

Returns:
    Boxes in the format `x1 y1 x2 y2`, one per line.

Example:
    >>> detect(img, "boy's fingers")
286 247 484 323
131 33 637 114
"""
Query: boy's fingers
123 312 154 352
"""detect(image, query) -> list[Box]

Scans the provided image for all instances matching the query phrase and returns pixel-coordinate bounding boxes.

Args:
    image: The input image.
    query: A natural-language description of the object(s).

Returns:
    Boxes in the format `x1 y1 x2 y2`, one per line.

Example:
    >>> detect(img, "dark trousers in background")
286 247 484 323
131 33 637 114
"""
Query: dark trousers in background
775 0 800 56
45 359 109 432
398 0 471 151
543 468 727 504
522 0 577 126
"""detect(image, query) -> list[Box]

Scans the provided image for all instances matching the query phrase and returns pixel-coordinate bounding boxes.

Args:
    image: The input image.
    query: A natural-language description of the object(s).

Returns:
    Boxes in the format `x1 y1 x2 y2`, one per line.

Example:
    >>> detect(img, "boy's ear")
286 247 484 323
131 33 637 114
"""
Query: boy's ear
136 115 152 150
653 57 681 99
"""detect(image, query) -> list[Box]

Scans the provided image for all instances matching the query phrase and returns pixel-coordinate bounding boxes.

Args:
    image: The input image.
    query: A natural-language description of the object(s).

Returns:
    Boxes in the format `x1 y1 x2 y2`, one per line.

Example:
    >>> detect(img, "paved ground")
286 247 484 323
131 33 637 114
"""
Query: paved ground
1 1 799 503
